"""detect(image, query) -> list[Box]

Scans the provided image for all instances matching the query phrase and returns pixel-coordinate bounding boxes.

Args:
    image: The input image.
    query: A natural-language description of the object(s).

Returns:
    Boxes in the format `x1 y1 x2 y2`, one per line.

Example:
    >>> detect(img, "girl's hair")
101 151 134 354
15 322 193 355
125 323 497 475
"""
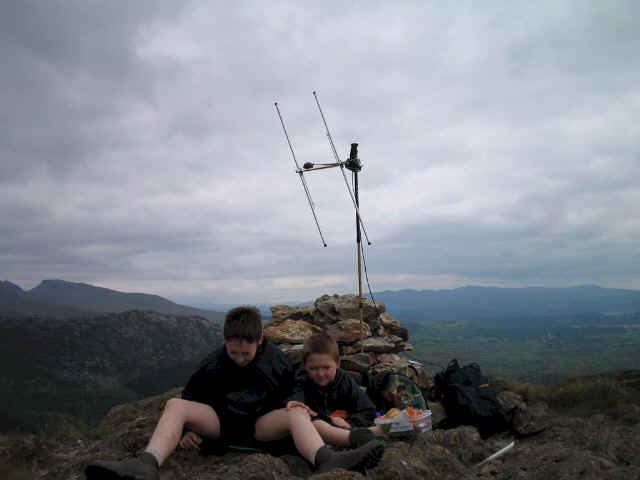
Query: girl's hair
303 332 340 364
224 306 263 343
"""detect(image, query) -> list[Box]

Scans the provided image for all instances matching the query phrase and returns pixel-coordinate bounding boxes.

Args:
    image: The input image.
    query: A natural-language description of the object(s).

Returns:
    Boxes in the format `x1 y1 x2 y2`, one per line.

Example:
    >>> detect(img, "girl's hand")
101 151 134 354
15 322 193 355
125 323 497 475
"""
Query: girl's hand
179 431 203 449
330 416 351 429
286 401 317 417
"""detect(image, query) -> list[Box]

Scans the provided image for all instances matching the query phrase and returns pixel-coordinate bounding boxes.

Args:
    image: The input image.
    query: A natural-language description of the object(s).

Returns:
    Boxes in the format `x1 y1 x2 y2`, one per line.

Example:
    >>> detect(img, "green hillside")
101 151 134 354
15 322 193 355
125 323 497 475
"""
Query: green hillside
405 313 640 383
0 311 223 433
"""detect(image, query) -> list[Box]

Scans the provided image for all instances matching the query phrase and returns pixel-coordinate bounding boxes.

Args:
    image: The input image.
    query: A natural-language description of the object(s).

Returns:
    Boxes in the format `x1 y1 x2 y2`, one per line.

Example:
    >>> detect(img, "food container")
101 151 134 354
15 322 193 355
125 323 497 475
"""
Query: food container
410 410 432 433
374 416 413 436
374 409 432 436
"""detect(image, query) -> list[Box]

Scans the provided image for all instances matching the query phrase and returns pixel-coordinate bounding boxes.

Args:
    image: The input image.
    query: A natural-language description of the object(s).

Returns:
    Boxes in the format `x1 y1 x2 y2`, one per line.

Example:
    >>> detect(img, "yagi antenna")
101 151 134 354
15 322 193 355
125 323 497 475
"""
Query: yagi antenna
275 92 374 352
274 92 371 247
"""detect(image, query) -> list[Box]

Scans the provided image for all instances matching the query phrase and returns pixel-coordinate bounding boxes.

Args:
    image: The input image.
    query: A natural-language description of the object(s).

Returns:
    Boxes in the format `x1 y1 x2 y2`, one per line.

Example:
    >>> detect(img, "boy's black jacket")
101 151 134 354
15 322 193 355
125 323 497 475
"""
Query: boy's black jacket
182 339 294 421
286 369 376 427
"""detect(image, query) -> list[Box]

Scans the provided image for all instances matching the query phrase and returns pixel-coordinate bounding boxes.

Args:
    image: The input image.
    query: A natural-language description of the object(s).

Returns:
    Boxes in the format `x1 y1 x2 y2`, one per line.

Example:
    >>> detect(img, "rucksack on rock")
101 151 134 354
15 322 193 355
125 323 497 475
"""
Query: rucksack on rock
364 371 428 414
433 359 513 438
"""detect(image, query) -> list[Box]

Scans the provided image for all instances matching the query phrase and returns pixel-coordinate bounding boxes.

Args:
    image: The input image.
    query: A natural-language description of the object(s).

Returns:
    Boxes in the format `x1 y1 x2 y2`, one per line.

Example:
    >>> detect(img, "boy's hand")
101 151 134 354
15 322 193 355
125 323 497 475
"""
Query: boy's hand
179 431 203 449
330 416 351 429
286 401 317 417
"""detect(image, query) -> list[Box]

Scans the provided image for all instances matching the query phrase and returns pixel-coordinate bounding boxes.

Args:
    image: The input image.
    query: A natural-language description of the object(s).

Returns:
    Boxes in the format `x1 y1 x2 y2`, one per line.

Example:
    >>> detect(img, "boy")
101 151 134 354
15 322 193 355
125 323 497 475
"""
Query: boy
286 333 382 448
85 307 383 479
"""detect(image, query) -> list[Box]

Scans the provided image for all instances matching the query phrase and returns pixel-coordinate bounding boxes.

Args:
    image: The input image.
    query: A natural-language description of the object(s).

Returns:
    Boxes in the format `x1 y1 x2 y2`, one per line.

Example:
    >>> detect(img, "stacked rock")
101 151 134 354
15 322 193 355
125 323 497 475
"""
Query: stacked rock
263 294 431 390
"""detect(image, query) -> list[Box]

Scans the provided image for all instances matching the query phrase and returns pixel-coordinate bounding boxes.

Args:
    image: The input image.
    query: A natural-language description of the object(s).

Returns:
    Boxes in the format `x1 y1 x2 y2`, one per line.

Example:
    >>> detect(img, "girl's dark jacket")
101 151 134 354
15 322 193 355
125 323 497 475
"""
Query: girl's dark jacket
286 368 377 427
182 339 294 422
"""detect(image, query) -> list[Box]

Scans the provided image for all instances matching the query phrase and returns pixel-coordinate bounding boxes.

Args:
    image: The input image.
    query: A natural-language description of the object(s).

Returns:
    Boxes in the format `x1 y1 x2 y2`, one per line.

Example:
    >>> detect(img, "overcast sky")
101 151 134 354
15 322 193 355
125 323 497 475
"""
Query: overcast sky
1 1 639 306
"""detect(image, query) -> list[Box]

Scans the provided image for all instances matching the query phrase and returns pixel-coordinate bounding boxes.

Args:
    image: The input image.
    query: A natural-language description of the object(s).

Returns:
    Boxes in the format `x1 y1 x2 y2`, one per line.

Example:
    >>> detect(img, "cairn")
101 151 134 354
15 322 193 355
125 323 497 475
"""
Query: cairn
263 294 431 390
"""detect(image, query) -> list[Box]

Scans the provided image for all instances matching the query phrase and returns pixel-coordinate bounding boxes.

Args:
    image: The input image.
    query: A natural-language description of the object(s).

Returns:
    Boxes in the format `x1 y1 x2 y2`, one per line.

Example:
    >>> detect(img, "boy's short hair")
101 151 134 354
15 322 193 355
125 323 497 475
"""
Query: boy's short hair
224 306 263 343
303 332 340 364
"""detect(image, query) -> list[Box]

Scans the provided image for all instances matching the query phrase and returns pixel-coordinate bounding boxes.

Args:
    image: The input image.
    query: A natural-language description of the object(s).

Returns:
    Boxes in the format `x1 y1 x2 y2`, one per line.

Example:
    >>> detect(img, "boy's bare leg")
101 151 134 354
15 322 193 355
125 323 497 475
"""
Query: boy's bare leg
85 398 220 479
145 398 221 464
311 420 351 447
254 407 324 464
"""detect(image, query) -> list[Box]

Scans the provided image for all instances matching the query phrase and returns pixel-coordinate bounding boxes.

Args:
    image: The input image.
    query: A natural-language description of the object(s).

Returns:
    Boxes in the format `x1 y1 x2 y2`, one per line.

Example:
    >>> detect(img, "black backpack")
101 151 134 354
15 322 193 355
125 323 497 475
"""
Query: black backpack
433 359 513 438
364 371 429 413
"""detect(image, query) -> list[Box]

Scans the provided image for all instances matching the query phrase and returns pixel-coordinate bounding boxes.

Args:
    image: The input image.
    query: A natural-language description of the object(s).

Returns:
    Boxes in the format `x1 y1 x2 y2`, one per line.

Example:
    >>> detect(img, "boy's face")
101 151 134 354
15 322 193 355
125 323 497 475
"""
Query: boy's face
305 353 339 387
225 337 262 367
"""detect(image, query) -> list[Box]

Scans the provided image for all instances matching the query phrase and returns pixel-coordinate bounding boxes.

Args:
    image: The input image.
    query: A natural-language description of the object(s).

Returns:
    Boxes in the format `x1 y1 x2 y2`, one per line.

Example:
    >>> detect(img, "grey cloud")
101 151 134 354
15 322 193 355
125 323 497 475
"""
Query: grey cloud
2 1 640 303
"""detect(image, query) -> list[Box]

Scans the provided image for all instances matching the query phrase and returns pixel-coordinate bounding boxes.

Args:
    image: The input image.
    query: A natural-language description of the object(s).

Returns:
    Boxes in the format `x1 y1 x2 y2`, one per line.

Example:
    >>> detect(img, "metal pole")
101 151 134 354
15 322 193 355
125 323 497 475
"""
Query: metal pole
351 144 365 352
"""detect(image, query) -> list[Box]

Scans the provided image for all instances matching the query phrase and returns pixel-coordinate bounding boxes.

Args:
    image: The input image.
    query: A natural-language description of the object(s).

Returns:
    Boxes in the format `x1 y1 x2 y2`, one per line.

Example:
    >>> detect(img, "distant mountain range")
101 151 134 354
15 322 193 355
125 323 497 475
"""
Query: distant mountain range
370 285 640 325
4 280 640 327
0 279 225 323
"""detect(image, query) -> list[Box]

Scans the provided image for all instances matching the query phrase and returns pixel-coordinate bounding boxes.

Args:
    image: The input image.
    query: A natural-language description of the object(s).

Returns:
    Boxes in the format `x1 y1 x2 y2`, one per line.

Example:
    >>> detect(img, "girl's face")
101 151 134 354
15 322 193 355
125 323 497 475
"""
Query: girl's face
225 337 262 367
305 353 339 387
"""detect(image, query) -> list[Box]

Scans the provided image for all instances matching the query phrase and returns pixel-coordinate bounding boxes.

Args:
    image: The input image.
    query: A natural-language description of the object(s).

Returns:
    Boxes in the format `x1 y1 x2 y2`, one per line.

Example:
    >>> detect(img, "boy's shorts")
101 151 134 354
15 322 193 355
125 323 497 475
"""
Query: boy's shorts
201 412 296 457
220 412 257 444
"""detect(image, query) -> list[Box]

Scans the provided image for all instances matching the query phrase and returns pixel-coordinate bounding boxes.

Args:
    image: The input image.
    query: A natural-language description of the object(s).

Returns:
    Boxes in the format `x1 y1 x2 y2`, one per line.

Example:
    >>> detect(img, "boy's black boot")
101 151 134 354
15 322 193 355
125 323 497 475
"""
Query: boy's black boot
314 440 384 474
85 451 159 480
348 427 379 448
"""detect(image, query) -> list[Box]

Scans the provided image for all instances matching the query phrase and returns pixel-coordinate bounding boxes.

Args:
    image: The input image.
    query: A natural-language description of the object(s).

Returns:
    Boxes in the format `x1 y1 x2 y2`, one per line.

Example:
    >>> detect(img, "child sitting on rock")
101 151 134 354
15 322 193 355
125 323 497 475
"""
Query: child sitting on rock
286 332 384 448
85 307 384 480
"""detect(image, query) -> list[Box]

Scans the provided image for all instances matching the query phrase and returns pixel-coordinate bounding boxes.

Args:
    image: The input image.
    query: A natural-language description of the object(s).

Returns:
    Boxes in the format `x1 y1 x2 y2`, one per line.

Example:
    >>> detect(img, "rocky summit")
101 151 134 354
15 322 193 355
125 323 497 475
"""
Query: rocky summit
7 377 639 479
3 295 639 479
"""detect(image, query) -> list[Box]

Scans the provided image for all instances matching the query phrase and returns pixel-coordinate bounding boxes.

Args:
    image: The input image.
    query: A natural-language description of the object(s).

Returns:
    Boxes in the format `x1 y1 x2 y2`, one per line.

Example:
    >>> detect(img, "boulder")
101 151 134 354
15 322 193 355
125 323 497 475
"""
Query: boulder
327 319 371 344
340 352 375 373
315 294 384 330
278 343 304 366
374 353 409 371
357 335 405 354
269 305 316 324
380 312 409 341
498 390 527 411
263 319 319 344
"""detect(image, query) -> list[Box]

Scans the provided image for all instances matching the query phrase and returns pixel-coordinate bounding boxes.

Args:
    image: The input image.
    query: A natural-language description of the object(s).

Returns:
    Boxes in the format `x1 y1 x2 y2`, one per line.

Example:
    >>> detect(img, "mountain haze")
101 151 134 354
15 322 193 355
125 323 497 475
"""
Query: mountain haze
372 285 640 324
1 279 225 322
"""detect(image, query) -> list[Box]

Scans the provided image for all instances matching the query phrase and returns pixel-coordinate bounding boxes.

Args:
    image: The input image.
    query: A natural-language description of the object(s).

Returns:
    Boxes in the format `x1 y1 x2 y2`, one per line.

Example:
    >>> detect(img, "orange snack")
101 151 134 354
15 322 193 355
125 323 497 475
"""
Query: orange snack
407 406 424 418
385 408 402 419
329 410 348 419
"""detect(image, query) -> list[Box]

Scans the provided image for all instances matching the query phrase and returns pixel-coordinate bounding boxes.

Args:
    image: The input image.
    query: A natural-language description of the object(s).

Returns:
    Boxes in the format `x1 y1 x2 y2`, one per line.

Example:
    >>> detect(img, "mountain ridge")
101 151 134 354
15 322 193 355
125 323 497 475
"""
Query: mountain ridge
1 279 225 322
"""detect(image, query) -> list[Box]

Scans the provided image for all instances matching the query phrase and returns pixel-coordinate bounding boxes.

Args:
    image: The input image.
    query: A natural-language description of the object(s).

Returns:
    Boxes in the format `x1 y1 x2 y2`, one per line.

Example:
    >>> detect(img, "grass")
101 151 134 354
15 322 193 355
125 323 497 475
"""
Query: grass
0 434 43 480
0 414 115 480
493 372 640 423
0 466 33 480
